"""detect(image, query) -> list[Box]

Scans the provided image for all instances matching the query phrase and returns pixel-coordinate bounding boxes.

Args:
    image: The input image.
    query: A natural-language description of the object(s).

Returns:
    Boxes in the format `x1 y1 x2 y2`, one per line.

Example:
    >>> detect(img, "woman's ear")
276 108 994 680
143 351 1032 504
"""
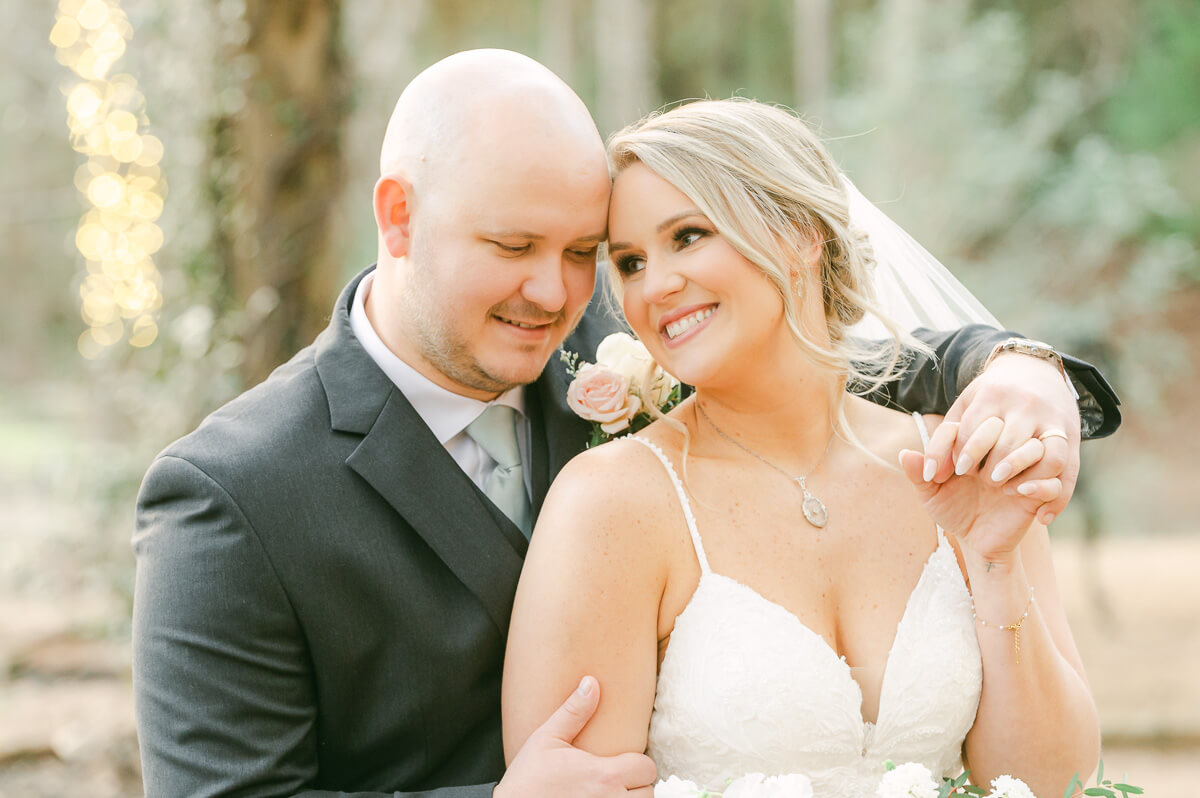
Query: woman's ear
374 175 413 258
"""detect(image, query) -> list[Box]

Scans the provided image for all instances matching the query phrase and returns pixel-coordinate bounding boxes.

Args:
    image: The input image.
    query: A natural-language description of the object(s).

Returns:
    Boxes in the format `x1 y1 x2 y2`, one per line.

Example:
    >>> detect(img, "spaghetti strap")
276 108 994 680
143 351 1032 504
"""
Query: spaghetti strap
626 435 711 575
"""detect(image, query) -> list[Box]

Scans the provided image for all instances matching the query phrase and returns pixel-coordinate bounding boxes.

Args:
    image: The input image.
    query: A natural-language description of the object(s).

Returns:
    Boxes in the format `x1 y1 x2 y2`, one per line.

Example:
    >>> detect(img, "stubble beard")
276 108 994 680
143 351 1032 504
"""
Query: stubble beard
403 276 560 395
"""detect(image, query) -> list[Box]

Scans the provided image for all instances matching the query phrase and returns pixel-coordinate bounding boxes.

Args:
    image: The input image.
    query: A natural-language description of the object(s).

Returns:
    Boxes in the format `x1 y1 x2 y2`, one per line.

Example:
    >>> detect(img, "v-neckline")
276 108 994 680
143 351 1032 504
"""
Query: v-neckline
680 531 947 731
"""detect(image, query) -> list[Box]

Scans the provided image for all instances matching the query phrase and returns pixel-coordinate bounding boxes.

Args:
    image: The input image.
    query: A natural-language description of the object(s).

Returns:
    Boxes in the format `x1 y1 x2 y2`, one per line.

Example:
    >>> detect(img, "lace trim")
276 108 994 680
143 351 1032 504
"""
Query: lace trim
627 435 711 574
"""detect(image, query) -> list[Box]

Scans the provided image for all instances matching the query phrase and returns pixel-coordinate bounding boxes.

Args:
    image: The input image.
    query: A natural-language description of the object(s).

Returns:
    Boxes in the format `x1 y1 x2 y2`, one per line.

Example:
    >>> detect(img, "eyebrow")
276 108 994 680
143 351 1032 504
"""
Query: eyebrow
482 230 606 244
609 210 706 252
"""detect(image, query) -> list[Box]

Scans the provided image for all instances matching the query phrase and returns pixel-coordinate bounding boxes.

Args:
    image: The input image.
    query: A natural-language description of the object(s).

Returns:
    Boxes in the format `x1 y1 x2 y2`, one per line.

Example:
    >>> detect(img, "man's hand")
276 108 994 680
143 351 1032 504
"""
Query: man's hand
922 353 1081 526
496 676 657 798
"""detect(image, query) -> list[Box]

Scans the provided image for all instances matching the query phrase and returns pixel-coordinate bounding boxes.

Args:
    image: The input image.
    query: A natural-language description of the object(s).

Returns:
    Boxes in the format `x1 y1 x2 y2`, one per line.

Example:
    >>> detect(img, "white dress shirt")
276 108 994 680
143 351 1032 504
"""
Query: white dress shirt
349 272 532 500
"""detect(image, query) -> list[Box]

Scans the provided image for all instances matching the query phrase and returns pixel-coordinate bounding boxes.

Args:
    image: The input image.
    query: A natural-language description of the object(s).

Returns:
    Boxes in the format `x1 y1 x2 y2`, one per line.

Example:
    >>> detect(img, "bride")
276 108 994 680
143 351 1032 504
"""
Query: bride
500 98 1100 797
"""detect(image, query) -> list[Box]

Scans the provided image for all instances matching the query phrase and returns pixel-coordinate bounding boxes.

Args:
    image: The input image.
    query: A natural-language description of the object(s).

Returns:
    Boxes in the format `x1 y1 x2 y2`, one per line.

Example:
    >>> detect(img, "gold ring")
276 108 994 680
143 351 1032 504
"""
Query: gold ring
1038 429 1069 442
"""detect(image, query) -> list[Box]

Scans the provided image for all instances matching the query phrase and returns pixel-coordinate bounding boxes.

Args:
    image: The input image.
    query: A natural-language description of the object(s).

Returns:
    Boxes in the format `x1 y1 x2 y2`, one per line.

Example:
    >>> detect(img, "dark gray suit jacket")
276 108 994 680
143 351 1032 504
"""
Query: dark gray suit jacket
132 267 1119 797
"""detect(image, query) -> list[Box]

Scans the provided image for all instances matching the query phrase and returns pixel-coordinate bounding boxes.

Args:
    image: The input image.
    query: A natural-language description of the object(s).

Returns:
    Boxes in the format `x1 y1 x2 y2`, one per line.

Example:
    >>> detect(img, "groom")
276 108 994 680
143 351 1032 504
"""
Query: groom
132 50 1119 797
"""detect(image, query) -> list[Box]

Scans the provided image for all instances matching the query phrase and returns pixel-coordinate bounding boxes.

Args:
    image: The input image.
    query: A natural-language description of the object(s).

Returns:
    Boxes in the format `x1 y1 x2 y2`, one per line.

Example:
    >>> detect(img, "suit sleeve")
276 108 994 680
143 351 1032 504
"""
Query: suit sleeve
861 325 1122 439
133 454 497 798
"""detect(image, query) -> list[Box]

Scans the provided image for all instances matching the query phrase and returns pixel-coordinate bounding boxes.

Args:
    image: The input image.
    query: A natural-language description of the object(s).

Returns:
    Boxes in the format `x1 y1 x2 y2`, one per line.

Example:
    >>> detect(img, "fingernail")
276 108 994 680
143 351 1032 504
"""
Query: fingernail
923 458 936 482
991 463 1013 483
1042 513 1056 525
1017 482 1036 496
576 676 593 697
955 455 971 476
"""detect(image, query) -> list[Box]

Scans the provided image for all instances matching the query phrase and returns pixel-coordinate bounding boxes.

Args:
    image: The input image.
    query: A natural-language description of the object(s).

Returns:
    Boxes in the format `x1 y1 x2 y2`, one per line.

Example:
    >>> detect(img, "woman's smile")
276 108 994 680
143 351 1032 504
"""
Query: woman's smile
659 304 719 347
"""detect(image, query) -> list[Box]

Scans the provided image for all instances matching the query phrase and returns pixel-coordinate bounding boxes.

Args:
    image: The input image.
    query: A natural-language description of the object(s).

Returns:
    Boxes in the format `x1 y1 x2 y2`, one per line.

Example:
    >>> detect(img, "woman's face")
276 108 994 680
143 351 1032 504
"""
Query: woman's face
607 163 791 390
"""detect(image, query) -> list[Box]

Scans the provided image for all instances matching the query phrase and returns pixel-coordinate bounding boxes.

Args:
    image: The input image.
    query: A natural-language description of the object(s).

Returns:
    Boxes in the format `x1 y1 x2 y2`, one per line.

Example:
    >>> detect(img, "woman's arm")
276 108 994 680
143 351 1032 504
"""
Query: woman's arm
960 524 1100 797
502 441 675 762
899 436 1100 797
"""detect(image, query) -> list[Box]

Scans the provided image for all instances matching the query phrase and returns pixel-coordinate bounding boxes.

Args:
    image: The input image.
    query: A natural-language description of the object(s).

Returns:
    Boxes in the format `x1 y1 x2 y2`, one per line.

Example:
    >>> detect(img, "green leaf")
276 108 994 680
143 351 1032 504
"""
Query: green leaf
1083 789 1116 797
1113 785 1143 795
1097 759 1105 784
963 787 987 796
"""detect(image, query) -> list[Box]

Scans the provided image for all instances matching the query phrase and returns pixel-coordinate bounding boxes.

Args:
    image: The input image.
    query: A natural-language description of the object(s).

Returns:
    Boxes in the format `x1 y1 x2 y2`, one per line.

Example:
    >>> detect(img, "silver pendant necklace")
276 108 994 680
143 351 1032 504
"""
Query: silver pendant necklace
696 400 834 529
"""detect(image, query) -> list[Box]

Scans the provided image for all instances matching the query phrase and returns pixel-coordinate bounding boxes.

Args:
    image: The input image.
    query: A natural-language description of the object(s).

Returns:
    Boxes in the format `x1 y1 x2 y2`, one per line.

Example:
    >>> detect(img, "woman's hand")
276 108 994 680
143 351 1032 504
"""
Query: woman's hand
934 353 1081 527
899 418 1061 564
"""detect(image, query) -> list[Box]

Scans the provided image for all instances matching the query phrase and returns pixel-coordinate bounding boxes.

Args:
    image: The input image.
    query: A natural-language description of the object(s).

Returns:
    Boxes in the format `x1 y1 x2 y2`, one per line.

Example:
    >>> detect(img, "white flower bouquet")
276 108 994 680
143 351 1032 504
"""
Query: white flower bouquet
561 332 682 445
652 760 1143 798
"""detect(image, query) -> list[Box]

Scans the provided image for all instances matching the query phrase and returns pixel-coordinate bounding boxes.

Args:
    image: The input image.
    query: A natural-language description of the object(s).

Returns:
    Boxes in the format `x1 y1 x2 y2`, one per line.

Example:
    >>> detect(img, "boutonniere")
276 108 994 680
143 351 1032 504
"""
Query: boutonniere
561 332 682 446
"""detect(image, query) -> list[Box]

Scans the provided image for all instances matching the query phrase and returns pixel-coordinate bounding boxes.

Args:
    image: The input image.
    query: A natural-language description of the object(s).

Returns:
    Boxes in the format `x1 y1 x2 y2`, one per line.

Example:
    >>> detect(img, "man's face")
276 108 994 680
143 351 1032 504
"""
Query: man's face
398 144 611 397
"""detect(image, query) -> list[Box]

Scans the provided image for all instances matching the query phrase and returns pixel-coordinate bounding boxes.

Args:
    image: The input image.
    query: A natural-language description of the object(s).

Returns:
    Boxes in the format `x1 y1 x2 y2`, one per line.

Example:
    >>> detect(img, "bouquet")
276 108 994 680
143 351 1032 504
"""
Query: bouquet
652 760 1144 798
561 332 682 446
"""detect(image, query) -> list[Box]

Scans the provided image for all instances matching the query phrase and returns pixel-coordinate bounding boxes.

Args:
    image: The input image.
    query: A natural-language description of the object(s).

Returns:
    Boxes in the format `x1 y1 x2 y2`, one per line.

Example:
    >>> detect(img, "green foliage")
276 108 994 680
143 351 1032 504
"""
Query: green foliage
655 0 793 104
826 3 1197 413
1104 0 1200 151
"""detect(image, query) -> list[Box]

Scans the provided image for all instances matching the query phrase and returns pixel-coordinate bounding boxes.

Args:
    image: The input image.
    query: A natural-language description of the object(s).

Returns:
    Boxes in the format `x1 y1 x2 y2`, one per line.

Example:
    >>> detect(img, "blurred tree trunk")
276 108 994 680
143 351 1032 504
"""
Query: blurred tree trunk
794 0 832 116
211 0 349 386
593 0 655 135
540 0 577 85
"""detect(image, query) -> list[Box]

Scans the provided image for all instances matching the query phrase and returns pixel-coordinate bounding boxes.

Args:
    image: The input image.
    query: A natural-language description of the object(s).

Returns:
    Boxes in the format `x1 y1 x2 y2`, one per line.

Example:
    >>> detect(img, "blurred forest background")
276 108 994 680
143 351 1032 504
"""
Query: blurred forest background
1 0 1198 794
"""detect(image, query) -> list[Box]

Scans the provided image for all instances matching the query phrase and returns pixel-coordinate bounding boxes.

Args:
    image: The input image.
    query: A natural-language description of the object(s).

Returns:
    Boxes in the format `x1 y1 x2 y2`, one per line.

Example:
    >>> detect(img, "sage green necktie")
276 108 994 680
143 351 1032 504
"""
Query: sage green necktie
465 404 532 538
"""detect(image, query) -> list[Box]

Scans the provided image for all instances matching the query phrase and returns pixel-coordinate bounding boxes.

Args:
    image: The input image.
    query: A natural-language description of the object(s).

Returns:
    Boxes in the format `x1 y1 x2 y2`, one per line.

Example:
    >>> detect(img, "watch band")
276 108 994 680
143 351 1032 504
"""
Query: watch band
984 337 1079 399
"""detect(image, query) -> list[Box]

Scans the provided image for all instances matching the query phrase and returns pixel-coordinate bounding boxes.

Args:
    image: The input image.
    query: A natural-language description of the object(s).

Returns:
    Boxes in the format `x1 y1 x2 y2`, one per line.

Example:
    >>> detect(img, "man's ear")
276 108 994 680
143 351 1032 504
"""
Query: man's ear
374 175 413 257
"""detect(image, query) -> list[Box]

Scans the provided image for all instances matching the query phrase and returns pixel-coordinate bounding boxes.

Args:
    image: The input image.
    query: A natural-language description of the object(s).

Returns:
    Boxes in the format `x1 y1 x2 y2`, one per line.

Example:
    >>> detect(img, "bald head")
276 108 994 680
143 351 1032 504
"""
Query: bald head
380 49 604 187
367 50 613 400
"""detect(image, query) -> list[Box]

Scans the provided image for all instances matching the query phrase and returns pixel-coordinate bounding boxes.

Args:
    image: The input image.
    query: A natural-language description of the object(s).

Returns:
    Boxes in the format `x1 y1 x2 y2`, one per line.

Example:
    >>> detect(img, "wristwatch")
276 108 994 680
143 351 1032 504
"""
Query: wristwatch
984 337 1077 397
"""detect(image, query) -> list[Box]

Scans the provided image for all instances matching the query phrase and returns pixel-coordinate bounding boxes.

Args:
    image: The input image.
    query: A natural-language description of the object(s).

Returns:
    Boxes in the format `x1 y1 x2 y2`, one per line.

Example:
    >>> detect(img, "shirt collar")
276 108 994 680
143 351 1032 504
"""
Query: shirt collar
349 271 525 444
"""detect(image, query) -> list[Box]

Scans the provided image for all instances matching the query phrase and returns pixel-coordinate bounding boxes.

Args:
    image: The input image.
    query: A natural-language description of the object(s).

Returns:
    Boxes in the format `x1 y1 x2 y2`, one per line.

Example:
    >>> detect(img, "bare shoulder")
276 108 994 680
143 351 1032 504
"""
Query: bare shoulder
535 432 689 555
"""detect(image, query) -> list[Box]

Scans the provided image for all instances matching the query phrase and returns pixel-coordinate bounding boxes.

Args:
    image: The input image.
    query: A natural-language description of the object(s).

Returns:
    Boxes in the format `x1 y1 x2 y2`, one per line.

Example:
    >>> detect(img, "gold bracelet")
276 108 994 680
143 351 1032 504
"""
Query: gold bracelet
972 586 1035 664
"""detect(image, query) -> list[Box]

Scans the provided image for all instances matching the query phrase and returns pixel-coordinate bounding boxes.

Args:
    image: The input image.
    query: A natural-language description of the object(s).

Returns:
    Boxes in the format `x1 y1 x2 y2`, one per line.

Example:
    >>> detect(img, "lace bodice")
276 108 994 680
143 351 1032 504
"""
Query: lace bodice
628 433 983 798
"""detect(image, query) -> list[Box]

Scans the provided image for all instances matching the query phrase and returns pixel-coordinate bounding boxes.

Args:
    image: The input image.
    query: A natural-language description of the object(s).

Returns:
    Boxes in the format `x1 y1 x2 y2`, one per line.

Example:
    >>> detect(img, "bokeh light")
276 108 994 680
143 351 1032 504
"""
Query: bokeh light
54 0 164 356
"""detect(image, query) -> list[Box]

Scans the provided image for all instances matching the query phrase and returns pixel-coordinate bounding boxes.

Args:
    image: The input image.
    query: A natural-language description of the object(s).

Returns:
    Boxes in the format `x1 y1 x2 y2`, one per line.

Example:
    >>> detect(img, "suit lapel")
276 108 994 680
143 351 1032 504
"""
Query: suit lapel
531 365 592 515
524 383 552 518
316 267 525 637
345 390 526 636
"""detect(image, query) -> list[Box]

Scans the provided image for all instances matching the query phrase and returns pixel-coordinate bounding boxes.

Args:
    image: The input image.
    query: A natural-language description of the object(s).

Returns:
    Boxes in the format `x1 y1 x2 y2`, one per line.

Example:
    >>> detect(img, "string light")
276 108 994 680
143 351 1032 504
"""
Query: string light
54 0 165 358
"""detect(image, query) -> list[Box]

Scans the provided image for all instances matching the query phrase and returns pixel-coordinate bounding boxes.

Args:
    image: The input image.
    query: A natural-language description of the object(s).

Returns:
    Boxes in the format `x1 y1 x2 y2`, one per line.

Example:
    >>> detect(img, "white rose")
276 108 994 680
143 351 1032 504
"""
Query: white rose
595 332 680 410
725 772 813 798
987 775 1038 798
875 762 939 798
654 775 702 798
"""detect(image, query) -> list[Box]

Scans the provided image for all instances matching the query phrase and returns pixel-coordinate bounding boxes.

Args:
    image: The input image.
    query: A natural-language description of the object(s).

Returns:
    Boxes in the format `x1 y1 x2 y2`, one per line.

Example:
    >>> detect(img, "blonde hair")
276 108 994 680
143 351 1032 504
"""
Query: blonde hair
605 98 931 465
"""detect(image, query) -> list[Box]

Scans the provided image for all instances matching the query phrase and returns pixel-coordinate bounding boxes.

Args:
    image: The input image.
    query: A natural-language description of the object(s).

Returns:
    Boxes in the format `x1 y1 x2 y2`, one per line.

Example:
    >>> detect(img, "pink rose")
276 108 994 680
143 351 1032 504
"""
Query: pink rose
566 363 643 434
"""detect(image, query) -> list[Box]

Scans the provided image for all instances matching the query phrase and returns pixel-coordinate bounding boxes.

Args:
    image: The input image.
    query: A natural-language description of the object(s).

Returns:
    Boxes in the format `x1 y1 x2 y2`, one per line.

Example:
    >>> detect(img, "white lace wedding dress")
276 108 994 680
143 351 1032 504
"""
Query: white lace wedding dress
627 431 983 798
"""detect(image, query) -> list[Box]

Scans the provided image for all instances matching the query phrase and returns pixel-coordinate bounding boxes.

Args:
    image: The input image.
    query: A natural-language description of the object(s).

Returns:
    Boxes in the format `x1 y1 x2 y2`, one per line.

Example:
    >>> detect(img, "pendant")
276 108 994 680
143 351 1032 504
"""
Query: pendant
802 494 828 528
796 476 828 529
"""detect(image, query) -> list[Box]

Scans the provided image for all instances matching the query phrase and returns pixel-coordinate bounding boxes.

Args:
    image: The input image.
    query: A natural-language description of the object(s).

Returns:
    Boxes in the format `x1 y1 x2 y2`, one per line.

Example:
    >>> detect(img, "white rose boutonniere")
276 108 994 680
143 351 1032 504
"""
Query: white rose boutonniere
596 332 680 408
561 332 682 446
565 363 642 435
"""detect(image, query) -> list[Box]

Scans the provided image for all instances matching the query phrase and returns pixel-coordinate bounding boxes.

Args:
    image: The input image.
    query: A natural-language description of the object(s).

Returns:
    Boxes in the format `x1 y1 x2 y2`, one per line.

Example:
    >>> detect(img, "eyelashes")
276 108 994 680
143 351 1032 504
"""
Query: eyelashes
672 226 708 247
612 224 712 277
